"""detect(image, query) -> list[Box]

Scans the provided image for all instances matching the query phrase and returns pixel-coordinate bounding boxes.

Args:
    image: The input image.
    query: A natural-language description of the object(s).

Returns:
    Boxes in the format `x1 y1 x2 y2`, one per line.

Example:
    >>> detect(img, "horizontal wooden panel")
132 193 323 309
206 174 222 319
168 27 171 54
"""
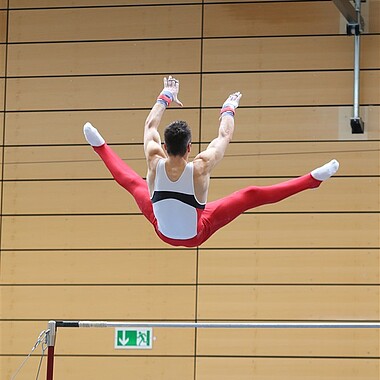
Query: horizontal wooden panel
203 213 379 249
197 328 379 357
0 285 196 319
1 215 165 249
7 39 201 76
2 213 378 250
1 356 194 380
6 74 201 111
0 44 5 76
7 35 380 77
5 141 379 180
3 179 145 214
198 249 380 285
203 35 380 72
204 2 341 37
368 0 380 32
5 109 201 145
2 357 380 380
4 177 379 215
4 144 149 180
6 71 379 111
202 71 380 107
204 0 322 2
202 106 380 142
1 250 196 284
196 357 380 380
8 0 340 6
362 35 380 68
197 285 379 320
1 215 160 249
3 246 377 284
10 0 198 6
207 141 380 177
0 11 6 42
8 5 201 42
0 79 4 106
4 144 199 180
361 69 380 103
208 177 379 213
1 321 195 356
0 115 3 148
6 106 380 146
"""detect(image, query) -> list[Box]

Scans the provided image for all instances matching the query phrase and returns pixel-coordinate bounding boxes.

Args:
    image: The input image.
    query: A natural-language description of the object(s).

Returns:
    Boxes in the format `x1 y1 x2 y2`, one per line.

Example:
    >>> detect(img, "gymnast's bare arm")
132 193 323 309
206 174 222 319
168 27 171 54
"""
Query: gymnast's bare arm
193 92 242 201
144 76 183 194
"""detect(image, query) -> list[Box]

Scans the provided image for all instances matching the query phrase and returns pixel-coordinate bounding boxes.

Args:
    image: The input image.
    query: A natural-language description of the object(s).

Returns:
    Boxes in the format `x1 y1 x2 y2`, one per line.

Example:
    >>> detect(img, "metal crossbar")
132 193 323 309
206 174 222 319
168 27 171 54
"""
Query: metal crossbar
71 321 380 329
45 320 380 380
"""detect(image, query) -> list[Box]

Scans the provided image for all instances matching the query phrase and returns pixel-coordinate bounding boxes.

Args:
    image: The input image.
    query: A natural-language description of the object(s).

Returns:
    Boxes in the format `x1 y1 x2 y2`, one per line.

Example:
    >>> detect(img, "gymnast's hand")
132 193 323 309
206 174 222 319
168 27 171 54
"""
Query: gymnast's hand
223 92 242 110
162 75 183 107
220 92 242 118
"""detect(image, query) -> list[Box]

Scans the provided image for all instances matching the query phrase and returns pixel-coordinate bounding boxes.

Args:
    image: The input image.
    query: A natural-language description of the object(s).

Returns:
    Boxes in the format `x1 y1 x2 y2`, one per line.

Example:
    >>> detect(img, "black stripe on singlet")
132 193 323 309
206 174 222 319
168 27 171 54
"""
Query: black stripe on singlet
151 191 206 209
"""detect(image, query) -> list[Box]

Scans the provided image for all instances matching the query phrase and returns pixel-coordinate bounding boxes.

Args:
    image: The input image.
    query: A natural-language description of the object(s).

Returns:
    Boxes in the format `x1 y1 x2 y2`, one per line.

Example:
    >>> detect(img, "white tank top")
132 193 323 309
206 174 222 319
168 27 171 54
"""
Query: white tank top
151 159 206 239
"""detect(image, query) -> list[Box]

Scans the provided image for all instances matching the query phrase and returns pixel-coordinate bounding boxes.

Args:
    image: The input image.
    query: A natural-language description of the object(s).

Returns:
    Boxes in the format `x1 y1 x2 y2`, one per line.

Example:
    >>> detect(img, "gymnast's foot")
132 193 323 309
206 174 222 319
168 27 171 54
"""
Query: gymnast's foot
83 122 105 147
311 159 339 181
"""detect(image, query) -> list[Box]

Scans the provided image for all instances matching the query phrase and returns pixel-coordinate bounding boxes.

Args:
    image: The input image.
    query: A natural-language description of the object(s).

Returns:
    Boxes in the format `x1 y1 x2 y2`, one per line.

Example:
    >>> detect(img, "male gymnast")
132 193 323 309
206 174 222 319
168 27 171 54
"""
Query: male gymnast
84 75 339 247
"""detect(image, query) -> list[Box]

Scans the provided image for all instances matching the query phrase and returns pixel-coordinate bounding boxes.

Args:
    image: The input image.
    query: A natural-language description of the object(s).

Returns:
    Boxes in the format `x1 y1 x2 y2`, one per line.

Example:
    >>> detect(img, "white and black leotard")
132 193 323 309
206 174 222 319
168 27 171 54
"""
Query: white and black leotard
151 158 206 239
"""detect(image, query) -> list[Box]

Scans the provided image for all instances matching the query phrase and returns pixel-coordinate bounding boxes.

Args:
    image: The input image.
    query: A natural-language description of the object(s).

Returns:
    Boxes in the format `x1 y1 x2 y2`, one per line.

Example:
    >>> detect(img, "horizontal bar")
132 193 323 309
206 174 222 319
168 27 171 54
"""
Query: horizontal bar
56 321 80 328
53 321 380 329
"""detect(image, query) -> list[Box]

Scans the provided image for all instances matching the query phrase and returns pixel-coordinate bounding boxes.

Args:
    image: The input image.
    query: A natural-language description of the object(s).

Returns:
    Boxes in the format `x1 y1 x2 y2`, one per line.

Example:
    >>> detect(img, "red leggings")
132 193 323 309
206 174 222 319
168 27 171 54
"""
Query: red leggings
94 144 321 247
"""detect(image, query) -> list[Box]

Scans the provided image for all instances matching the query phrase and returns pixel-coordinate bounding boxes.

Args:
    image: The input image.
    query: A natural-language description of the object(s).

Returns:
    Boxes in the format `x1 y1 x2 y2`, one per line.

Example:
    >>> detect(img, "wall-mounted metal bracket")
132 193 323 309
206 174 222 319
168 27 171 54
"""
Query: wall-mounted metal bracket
332 0 365 30
332 0 365 133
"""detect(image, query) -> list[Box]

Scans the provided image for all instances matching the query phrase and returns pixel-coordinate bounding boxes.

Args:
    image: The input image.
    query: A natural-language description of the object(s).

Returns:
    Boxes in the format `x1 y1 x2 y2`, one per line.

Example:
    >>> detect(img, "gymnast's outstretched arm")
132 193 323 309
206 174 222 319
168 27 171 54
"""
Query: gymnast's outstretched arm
144 76 183 193
191 92 242 201
144 76 183 161
194 92 242 175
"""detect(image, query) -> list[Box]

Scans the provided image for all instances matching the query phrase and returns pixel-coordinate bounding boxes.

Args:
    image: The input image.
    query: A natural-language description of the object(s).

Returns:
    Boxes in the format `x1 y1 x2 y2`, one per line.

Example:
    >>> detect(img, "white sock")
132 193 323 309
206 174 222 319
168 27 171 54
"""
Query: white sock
83 122 105 147
311 159 339 181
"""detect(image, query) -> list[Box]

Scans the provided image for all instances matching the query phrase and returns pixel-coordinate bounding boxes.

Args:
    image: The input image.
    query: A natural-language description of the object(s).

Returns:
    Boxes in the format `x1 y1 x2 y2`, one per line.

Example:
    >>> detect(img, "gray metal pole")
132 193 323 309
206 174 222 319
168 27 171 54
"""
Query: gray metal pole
353 0 361 119
333 0 365 132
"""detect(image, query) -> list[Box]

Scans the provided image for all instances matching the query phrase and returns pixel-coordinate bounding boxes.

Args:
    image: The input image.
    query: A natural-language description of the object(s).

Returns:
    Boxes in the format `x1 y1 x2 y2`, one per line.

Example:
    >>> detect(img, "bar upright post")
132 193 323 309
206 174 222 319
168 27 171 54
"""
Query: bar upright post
46 321 57 380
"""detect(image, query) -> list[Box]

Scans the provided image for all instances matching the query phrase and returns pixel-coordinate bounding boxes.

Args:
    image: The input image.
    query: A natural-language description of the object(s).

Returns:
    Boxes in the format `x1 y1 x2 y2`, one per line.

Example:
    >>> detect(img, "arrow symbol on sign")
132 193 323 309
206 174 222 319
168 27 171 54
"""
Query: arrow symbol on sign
118 331 130 346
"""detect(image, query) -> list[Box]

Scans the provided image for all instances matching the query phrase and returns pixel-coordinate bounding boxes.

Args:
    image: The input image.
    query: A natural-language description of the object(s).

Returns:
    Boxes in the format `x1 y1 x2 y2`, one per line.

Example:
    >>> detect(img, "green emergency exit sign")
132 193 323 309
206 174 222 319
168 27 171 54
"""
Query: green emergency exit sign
114 328 153 349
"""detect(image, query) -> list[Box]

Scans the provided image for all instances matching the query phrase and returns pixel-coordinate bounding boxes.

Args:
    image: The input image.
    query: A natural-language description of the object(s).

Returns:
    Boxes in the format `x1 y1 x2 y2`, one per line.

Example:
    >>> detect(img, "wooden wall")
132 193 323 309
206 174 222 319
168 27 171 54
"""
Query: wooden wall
1 0 379 379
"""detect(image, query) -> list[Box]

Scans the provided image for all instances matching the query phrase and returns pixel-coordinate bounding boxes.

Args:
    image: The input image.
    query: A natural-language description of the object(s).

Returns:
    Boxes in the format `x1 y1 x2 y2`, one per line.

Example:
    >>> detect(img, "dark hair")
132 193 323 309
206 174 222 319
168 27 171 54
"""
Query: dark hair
164 120 192 156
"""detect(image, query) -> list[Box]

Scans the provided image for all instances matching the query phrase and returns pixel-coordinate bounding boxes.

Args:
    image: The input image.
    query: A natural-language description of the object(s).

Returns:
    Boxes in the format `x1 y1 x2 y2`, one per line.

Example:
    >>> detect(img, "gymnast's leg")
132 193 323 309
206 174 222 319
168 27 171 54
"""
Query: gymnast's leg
83 122 155 224
196 160 339 244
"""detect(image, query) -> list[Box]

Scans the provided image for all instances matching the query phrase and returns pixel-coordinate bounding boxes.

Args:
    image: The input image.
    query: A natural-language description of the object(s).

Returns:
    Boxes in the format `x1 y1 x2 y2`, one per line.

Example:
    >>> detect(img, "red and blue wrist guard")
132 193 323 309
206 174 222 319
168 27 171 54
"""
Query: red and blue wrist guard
220 105 235 118
157 90 174 107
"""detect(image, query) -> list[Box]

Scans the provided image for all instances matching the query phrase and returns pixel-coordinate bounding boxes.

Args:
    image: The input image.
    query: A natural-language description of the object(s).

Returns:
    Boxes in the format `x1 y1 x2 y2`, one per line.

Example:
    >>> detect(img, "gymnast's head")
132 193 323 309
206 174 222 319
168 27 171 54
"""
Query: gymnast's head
164 120 192 157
